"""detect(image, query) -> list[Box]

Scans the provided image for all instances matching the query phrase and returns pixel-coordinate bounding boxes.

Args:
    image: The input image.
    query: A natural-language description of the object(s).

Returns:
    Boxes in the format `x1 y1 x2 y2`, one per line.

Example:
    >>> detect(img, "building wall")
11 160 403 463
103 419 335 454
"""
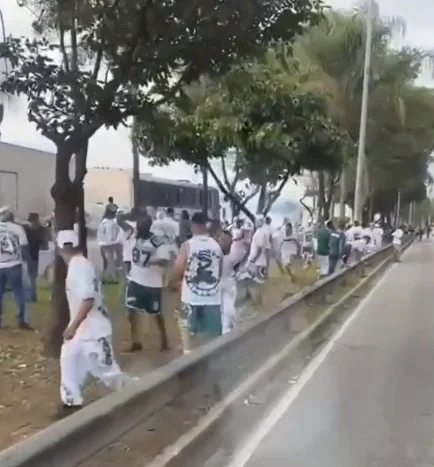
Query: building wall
85 167 132 208
0 141 56 219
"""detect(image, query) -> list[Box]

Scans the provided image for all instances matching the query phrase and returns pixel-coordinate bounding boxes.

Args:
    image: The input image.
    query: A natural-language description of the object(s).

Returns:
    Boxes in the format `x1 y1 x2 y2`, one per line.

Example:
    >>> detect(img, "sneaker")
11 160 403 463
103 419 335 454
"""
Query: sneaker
18 322 34 331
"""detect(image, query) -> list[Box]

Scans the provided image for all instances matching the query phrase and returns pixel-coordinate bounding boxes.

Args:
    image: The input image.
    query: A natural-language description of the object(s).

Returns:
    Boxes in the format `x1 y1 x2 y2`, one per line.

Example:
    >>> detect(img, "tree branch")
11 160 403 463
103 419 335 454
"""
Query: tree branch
299 191 314 217
220 155 231 189
207 163 255 223
263 171 290 215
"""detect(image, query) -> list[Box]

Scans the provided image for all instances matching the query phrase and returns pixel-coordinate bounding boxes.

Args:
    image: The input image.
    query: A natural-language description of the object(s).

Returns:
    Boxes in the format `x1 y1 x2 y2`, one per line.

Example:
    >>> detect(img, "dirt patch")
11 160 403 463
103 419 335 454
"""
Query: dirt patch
0 262 317 452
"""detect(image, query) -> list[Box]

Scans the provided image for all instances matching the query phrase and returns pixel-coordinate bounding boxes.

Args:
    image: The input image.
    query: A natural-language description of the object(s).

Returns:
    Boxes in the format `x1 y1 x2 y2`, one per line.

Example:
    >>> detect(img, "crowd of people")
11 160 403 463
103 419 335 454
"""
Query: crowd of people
0 197 417 415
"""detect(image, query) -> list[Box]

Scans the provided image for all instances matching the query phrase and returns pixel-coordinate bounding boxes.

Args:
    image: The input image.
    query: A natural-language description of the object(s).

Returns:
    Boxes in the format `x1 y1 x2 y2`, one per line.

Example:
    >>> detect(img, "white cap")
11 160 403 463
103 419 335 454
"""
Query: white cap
57 230 79 248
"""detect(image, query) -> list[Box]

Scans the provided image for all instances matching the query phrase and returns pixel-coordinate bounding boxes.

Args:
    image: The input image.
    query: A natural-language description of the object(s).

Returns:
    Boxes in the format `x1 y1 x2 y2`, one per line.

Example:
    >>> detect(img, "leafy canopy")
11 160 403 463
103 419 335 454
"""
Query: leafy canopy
0 0 324 151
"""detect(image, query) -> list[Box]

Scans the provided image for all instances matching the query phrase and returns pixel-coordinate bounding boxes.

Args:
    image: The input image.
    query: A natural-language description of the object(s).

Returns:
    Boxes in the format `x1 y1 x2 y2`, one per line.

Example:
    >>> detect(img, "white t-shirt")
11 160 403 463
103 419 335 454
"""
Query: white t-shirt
392 229 403 245
97 219 121 246
120 223 135 262
152 216 179 242
182 235 222 306
347 225 363 242
129 234 171 288
0 222 28 269
66 255 112 340
248 226 270 267
230 228 248 266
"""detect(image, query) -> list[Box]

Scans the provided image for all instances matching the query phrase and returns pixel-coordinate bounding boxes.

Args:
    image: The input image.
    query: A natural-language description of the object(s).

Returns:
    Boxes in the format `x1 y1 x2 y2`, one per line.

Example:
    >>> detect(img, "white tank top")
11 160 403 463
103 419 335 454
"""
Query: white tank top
181 235 222 306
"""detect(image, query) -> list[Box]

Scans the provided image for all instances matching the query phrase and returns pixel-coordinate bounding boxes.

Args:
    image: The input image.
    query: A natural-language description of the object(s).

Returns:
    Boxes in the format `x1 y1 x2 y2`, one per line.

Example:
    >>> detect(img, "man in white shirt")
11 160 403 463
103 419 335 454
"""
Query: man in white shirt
392 225 404 262
247 215 271 284
373 223 384 249
301 220 314 266
125 215 171 352
171 212 223 353
0 207 32 329
219 230 238 334
278 219 297 278
347 220 364 263
57 229 128 416
97 211 121 284
115 209 135 295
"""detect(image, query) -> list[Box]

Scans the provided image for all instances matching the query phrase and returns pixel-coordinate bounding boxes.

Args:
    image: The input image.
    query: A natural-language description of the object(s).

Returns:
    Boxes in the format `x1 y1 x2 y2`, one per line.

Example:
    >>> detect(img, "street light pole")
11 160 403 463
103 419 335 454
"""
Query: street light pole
353 0 373 222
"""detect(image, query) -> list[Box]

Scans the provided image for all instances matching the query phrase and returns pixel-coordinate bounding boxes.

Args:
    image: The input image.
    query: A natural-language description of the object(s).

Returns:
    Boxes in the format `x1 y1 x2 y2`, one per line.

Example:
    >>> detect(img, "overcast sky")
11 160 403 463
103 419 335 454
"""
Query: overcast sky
0 0 433 200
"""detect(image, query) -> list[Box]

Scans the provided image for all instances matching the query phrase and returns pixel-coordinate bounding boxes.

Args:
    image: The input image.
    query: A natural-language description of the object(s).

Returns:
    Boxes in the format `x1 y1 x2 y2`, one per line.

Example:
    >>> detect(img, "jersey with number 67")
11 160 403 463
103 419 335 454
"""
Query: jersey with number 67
129 234 171 288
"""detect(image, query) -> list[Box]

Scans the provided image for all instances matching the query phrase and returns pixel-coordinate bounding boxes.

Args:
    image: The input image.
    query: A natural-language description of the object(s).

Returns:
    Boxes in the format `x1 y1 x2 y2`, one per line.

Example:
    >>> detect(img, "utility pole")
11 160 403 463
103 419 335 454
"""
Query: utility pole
354 0 373 222
395 190 401 227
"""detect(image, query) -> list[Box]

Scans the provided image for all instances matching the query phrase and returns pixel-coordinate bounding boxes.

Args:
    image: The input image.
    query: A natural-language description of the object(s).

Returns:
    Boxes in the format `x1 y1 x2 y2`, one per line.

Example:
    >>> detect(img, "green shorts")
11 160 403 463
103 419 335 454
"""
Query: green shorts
125 280 162 315
177 303 222 337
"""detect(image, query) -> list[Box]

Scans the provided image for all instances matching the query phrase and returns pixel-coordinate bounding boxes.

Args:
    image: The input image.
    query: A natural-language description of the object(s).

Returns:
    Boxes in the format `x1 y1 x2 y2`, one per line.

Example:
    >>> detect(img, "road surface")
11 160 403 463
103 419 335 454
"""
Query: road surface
232 239 434 467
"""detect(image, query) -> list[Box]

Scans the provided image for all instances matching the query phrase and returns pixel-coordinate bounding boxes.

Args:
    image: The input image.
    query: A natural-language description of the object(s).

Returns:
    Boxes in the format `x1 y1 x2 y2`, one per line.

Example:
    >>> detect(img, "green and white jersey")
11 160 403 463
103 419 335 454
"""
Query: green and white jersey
129 234 171 288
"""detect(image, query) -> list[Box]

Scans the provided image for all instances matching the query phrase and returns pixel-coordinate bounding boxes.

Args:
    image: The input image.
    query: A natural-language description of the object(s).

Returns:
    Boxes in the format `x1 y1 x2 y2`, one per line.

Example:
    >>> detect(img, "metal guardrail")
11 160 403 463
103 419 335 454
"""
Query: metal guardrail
0 239 411 467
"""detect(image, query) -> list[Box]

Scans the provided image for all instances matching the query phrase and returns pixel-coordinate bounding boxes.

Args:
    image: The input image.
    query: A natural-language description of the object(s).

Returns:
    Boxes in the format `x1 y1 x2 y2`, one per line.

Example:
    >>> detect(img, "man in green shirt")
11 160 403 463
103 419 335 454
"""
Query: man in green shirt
316 220 331 278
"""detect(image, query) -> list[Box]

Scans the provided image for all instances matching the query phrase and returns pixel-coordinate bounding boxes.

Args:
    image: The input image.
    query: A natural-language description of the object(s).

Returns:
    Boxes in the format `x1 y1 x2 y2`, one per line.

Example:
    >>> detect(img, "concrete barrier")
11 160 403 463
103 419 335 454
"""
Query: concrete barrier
0 240 410 467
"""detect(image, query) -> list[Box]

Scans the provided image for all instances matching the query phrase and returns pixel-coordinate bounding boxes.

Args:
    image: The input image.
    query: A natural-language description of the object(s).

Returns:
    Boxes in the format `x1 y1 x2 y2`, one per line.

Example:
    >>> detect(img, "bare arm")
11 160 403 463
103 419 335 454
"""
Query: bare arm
170 242 188 288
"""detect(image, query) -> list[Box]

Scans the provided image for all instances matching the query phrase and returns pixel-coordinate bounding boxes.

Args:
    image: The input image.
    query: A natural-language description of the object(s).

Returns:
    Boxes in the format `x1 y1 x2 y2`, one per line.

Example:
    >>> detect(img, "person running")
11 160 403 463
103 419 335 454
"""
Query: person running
392 225 404 262
171 212 223 353
0 207 32 329
23 213 46 303
116 209 135 279
316 220 331 278
279 218 296 279
246 215 271 285
57 229 129 417
125 216 170 352
97 210 121 283
219 229 238 334
301 220 315 266
328 220 345 275
346 220 364 263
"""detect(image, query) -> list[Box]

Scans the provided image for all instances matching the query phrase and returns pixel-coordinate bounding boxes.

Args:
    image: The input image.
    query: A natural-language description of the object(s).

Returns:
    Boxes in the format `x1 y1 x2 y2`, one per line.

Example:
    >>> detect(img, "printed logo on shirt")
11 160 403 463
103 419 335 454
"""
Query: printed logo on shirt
0 228 21 263
185 248 220 296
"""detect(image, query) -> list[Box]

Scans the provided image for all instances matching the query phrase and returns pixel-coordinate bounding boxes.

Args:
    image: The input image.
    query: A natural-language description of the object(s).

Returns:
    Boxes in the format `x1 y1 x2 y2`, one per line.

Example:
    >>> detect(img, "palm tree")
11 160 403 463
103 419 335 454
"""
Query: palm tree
296 6 407 219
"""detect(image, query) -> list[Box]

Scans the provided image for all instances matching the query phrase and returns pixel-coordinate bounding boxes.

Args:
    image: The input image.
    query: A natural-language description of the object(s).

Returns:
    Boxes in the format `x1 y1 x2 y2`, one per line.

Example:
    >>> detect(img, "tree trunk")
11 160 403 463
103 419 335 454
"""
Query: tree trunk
256 183 267 215
339 166 346 220
45 146 81 358
317 171 326 220
201 165 208 216
132 118 140 210
75 145 88 257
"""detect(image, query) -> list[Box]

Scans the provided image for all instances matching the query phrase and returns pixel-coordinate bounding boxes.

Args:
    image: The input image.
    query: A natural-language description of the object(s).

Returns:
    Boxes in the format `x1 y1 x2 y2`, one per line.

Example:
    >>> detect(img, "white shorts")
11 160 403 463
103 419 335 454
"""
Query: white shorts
317 255 329 276
60 336 123 407
281 241 297 265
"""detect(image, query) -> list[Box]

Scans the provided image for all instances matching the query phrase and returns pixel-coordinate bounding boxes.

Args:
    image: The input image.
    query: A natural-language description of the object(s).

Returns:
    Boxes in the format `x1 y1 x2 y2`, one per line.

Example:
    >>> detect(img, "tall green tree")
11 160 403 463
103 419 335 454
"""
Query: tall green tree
135 58 347 221
1 0 325 355
297 7 407 218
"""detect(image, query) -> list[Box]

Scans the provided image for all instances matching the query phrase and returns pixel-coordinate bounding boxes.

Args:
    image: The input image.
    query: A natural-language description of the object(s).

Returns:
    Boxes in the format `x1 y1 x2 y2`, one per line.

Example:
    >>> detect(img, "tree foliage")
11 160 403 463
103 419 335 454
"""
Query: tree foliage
0 0 325 355
297 8 434 221
135 56 347 219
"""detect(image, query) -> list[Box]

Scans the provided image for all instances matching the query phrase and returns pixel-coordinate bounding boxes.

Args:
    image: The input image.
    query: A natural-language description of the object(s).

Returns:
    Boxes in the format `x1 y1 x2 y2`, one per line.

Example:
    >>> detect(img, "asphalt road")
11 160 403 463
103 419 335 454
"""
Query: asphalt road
233 239 434 467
